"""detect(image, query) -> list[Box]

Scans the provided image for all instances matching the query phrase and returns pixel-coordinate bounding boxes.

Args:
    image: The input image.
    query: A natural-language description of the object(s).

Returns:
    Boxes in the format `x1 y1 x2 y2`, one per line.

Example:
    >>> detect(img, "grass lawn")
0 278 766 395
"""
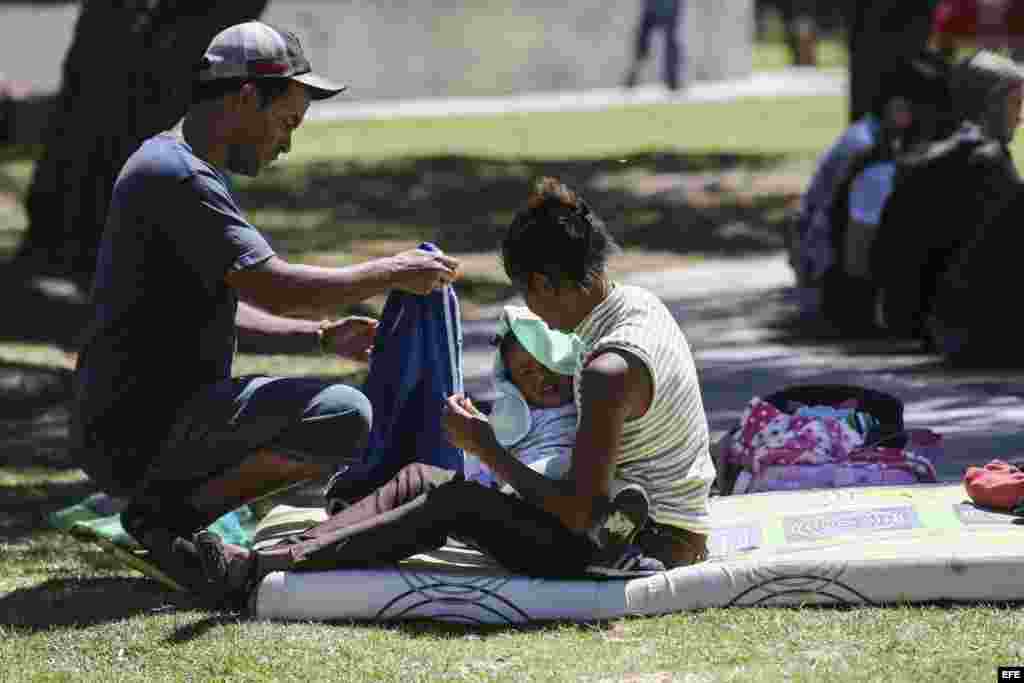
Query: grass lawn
2 94 1022 681
4 94 847 318
752 37 848 72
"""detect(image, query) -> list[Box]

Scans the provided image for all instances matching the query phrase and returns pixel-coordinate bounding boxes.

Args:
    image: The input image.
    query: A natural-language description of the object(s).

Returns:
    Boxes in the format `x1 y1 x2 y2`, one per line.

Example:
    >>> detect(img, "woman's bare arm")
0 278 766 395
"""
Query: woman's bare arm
452 349 651 533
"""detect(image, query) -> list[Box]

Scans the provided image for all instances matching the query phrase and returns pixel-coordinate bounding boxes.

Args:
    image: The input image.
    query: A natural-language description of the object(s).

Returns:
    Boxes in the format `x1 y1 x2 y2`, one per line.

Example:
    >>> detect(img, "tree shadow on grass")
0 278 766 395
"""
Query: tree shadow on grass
0 149 801 351
378 618 635 637
163 614 646 642
0 359 84 536
760 291 1024 377
0 359 72 417
0 272 90 349
161 612 252 644
0 576 197 632
234 151 799 260
1 478 100 544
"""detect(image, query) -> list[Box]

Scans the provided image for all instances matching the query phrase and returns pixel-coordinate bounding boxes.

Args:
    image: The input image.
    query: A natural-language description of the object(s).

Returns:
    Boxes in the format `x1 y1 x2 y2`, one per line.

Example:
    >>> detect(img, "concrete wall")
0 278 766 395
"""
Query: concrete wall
0 3 79 93
0 1 752 103
263 0 754 100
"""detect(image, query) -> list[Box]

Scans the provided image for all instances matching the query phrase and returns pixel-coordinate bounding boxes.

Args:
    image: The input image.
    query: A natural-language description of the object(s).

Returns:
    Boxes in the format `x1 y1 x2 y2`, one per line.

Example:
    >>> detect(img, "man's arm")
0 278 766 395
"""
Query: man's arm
225 249 459 317
235 299 321 350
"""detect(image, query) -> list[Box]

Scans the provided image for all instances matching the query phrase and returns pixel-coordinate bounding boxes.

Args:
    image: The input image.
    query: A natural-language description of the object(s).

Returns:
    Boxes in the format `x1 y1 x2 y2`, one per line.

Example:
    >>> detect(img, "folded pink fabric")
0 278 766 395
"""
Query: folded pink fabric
722 396 942 494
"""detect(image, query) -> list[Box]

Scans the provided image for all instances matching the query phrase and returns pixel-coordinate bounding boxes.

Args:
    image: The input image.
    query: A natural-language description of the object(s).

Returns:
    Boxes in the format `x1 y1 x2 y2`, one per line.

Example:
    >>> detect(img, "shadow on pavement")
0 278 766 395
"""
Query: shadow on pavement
665 284 1024 480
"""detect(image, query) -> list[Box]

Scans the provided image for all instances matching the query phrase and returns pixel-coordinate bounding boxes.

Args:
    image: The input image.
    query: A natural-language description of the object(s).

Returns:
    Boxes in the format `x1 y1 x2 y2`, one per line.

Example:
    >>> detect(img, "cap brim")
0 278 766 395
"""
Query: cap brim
292 72 347 100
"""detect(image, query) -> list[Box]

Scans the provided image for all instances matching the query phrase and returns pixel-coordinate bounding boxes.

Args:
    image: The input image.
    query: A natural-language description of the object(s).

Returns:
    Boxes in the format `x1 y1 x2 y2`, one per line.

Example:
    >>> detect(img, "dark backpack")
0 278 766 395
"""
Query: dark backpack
762 383 905 442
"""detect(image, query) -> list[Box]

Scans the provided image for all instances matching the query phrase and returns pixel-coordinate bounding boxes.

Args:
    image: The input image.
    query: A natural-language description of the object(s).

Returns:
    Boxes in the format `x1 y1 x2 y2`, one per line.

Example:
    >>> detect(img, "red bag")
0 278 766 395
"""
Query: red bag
963 460 1024 511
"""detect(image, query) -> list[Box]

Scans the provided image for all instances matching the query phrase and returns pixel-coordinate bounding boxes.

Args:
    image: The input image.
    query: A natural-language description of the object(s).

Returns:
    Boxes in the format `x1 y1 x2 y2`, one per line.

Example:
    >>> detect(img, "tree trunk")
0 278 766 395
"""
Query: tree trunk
13 0 269 290
847 1 937 123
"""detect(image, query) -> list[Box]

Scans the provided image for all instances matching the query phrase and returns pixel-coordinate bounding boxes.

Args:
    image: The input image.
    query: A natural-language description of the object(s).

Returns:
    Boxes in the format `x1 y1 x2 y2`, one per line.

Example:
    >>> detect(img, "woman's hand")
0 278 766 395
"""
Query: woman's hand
320 316 379 362
442 394 497 454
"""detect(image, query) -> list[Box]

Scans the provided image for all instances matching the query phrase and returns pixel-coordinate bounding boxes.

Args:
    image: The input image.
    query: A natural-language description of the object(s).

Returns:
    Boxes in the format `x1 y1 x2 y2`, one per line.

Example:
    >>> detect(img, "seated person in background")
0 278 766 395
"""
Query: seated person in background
818 51 955 332
871 49 1023 343
926 183 1024 365
789 93 879 298
928 0 971 60
790 49 953 318
194 296 660 609
928 0 1024 61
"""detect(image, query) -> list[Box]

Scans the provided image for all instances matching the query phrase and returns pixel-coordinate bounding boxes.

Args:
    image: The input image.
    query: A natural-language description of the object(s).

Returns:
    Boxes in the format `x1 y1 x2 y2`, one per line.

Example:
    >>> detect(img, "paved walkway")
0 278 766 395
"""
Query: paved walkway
308 67 846 122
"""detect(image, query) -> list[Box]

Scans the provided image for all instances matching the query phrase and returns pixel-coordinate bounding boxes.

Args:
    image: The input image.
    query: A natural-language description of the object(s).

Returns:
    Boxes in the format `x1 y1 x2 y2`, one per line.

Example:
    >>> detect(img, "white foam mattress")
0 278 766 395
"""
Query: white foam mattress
251 483 1024 624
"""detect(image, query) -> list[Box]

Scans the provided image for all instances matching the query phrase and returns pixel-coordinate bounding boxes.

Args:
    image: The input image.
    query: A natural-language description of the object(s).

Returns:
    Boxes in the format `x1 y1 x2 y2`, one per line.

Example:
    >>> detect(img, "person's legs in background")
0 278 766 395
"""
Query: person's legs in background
662 2 684 91
624 10 658 88
782 0 818 67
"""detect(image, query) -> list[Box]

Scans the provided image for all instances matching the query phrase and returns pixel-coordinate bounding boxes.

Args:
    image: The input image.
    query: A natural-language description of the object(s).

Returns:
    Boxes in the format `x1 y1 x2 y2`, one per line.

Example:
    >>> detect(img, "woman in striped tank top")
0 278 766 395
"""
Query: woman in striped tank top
463 177 715 567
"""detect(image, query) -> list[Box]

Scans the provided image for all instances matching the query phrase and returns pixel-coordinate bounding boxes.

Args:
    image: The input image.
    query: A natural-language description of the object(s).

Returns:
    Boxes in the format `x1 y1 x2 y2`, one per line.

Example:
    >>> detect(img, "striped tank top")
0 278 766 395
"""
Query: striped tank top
573 283 715 534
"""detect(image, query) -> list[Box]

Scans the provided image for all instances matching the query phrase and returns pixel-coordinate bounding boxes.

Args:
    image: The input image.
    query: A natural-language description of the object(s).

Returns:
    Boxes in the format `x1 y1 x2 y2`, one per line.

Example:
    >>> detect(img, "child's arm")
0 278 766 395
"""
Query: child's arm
462 349 647 534
444 396 574 508
446 383 624 535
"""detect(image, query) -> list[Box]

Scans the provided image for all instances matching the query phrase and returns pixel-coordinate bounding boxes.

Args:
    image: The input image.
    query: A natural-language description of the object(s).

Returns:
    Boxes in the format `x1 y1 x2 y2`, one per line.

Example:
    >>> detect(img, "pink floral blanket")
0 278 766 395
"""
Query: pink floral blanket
723 397 941 494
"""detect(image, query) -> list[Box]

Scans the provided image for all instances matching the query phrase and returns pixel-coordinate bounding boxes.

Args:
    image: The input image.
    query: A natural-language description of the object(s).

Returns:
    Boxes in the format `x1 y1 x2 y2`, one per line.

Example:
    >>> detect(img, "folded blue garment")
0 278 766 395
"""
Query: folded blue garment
332 243 465 494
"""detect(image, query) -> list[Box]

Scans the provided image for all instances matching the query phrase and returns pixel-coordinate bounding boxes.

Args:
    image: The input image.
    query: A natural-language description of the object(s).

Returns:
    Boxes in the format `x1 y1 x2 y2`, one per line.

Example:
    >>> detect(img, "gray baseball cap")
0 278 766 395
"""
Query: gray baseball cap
196 21 346 101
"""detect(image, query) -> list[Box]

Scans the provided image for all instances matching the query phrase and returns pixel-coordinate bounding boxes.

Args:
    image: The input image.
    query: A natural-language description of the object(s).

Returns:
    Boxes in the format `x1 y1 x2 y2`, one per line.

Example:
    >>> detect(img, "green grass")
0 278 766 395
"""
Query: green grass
1 96 846 271
288 95 848 163
227 95 844 282
5 94 1020 681
752 37 848 72
0 596 1021 682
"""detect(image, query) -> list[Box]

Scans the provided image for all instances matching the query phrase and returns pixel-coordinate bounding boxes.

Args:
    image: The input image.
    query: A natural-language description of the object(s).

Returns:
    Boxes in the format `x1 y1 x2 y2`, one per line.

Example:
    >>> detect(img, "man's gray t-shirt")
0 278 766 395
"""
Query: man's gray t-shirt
72 132 275 494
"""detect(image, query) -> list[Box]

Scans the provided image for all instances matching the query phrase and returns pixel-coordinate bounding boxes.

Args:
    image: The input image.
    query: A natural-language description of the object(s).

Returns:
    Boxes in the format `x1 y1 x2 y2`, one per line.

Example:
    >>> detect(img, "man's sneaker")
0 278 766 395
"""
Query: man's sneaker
194 530 263 613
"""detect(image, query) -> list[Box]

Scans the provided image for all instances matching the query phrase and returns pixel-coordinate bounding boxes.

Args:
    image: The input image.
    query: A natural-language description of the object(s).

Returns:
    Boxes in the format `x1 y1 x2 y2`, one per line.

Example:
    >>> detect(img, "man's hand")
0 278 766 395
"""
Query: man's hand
442 394 496 454
321 316 378 362
392 248 461 296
